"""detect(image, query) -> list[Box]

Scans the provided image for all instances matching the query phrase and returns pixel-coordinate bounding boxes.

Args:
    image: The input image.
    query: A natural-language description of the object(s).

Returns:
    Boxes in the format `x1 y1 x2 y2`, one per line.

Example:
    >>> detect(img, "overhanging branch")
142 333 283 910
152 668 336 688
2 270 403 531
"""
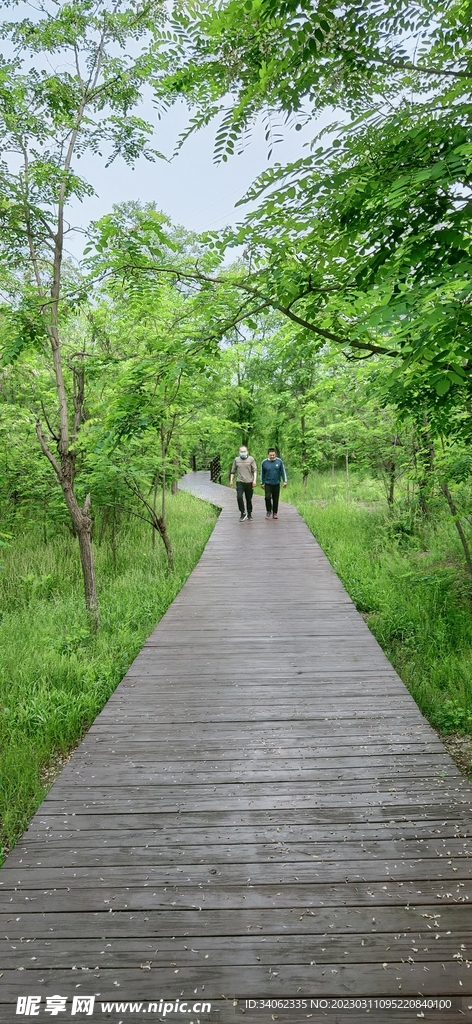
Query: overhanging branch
112 261 397 356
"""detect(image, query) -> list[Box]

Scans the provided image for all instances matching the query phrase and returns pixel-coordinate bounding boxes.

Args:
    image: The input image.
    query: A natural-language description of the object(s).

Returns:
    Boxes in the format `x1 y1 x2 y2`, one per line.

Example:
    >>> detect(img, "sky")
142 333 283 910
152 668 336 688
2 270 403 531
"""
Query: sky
4 2 330 261
66 98 324 258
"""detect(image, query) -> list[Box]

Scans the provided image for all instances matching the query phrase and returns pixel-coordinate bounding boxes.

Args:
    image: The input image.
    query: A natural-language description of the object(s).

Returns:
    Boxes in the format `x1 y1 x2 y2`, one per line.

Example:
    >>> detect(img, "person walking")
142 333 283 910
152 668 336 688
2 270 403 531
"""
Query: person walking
230 445 257 521
260 448 287 519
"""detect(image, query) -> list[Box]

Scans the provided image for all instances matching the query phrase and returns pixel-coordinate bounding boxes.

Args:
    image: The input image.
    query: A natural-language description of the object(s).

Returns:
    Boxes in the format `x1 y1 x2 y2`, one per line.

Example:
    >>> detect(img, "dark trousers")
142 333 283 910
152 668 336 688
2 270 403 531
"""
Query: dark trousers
264 483 280 514
236 481 253 516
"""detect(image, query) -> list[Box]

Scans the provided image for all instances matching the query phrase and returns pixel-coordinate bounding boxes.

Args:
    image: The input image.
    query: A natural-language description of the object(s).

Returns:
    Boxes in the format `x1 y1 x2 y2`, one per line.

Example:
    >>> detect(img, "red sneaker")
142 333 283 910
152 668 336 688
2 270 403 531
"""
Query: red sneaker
273 514 279 520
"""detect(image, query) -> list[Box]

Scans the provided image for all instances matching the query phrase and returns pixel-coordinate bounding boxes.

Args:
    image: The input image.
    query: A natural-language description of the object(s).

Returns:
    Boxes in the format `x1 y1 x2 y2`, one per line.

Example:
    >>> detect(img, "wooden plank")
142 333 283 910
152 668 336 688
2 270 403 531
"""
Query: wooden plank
23 806 472 831
34 795 471 816
0 961 470 999
2 902 471 935
2 857 472 889
38 778 471 800
11 839 472 868
3 932 472 968
16 820 472 850
51 766 461 787
40 745 451 763
3 879 472 913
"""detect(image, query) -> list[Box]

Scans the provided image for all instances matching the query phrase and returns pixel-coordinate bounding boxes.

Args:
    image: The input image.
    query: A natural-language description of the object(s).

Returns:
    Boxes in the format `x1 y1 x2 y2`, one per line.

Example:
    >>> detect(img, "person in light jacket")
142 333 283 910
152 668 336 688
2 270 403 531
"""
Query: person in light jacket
260 448 287 519
230 445 257 521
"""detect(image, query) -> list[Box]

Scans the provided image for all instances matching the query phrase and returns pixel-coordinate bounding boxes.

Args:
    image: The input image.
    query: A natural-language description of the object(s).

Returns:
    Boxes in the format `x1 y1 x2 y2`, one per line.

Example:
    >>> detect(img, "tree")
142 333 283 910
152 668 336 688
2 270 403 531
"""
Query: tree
147 0 472 401
0 0 165 627
156 0 472 154
83 205 235 562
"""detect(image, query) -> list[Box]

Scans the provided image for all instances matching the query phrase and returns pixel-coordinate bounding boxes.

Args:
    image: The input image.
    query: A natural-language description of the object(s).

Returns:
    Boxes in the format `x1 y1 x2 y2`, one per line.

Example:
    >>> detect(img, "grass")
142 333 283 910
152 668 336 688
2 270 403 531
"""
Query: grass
291 472 472 749
286 467 388 505
0 490 217 861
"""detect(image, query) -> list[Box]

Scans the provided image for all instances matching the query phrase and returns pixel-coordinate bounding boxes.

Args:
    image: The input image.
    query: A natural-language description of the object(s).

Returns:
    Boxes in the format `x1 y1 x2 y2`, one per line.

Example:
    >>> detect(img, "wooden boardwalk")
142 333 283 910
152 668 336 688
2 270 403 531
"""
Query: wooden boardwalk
1 473 472 1023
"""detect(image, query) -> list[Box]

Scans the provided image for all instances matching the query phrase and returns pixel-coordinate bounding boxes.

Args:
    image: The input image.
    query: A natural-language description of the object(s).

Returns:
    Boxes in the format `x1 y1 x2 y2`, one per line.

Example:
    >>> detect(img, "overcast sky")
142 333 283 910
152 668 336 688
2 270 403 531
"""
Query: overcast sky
4 4 331 260
66 97 326 258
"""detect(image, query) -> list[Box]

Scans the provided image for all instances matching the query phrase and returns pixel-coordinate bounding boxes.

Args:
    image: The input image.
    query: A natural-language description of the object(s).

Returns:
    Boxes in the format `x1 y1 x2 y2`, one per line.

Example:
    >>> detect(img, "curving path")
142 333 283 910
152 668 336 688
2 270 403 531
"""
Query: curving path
1 473 472 1024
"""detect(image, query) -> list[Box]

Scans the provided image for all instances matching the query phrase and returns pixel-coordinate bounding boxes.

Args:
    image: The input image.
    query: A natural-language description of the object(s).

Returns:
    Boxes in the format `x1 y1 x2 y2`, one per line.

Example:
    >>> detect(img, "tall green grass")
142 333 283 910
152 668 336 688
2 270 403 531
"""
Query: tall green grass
286 467 390 505
295 490 472 742
0 491 217 860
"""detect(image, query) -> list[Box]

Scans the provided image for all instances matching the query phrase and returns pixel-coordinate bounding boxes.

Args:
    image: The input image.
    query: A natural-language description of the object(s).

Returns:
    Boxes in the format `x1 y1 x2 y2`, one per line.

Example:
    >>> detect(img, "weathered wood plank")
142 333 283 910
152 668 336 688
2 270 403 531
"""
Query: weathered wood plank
3 879 472 913
2 858 472 889
16 820 472 852
2 902 471 935
11 839 472 868
0 960 469 999
21 805 471 831
3 932 471 968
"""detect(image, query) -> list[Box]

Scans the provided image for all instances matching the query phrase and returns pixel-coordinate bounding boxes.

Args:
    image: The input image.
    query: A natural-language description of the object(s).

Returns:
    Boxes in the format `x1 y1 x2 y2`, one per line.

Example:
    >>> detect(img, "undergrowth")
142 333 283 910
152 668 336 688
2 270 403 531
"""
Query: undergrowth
0 491 217 861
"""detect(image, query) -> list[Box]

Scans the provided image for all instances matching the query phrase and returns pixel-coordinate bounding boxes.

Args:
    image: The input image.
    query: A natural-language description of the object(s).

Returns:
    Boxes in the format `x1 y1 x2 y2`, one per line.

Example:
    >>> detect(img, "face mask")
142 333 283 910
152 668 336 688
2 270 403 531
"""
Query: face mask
239 452 248 459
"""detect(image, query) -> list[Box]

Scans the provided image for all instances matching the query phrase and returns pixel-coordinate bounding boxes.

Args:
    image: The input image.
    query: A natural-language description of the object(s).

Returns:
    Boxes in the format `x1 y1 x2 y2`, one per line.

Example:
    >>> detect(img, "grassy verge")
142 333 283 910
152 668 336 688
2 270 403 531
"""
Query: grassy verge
291 474 472 757
0 491 217 861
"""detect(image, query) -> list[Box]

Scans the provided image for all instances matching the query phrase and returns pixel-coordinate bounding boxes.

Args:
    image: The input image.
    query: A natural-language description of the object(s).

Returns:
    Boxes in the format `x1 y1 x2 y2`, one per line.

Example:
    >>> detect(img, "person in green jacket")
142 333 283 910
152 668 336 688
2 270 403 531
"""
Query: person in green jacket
260 448 287 519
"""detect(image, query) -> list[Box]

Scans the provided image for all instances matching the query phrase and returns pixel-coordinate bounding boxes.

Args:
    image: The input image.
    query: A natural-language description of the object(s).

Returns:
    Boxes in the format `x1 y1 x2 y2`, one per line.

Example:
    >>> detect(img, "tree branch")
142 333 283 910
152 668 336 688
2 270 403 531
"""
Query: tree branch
40 399 60 442
36 419 62 478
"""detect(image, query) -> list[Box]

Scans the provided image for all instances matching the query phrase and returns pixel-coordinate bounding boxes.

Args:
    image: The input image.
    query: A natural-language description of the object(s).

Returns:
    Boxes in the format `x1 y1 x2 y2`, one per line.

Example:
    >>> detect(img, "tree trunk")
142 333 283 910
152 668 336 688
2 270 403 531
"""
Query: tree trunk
441 482 472 576
110 507 117 572
384 435 399 506
171 452 179 494
157 460 174 568
43 500 48 545
98 508 108 546
61 473 99 628
161 470 166 525
125 474 174 572
36 426 100 628
301 414 308 488
415 418 435 517
384 459 395 506
155 515 174 570
152 472 159 552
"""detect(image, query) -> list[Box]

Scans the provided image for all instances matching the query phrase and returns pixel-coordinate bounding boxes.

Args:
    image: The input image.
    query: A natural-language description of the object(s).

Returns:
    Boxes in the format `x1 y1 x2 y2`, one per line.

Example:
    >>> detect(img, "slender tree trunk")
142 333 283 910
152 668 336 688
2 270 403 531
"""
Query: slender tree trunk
385 459 395 506
301 414 308 488
43 500 48 545
110 507 117 572
154 516 174 570
415 417 435 517
386 435 398 506
161 471 166 524
345 450 350 501
23 55 104 626
158 435 174 569
60 466 99 629
98 508 107 546
171 452 179 495
126 472 174 572
152 472 159 552
441 482 472 576
36 426 100 629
